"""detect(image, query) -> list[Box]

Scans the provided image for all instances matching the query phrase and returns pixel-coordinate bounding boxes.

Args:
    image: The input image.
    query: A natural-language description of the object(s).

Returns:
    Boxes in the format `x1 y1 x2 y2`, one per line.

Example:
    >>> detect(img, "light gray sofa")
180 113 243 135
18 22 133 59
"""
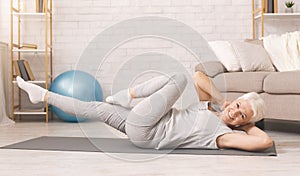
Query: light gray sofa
195 61 300 125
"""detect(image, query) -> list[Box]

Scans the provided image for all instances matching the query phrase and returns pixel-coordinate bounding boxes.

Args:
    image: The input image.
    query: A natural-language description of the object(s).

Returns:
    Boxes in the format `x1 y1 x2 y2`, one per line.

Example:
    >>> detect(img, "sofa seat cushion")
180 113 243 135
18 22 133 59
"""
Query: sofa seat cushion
213 72 271 93
261 93 300 121
263 71 300 94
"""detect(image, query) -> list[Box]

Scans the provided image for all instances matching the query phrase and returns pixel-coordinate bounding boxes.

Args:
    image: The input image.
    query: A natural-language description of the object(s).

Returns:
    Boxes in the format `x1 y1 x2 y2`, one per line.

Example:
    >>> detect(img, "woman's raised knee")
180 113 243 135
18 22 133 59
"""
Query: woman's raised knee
171 73 188 91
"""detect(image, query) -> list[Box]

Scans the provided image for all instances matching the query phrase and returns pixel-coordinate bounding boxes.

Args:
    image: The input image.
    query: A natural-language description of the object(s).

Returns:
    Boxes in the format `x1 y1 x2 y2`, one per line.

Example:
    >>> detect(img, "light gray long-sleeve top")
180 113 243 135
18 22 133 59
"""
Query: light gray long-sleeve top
157 102 233 149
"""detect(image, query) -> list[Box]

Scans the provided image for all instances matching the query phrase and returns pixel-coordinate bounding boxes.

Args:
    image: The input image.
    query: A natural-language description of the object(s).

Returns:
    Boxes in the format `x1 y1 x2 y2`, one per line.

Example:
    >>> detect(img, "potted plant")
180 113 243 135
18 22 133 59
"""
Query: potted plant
285 1 295 13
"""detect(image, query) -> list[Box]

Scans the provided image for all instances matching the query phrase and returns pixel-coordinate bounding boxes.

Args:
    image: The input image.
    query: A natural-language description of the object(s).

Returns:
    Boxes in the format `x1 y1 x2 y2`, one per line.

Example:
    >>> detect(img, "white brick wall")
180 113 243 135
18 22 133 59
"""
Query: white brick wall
1 0 300 99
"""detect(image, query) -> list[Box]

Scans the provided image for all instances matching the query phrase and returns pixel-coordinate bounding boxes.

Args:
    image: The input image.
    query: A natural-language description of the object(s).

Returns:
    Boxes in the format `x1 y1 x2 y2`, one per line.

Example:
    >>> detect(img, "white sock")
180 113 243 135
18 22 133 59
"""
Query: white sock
16 76 48 104
105 89 132 108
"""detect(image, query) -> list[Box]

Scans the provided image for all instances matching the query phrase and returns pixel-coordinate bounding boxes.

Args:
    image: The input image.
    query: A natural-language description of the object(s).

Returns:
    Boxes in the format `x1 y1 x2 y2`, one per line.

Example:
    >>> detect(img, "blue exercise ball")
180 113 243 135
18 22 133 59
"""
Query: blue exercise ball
49 70 103 122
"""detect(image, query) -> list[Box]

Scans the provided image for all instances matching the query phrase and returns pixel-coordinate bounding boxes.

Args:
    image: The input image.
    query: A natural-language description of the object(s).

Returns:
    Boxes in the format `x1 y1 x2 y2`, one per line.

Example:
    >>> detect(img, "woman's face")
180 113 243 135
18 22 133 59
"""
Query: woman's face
221 99 254 127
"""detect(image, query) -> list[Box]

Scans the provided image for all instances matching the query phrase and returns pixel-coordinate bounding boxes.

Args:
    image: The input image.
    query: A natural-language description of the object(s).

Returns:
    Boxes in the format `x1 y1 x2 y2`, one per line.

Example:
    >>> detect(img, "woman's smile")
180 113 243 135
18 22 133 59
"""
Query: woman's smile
221 99 254 126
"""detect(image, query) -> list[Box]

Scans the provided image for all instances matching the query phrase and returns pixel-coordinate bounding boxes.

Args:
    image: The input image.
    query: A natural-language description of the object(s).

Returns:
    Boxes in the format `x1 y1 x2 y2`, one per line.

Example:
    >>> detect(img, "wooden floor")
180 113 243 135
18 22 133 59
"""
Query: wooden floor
0 118 300 176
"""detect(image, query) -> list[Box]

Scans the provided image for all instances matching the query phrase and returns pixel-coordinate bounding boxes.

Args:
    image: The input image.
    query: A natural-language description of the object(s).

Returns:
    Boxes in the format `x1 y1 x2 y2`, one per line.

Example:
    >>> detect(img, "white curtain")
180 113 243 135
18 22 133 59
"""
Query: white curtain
0 42 15 126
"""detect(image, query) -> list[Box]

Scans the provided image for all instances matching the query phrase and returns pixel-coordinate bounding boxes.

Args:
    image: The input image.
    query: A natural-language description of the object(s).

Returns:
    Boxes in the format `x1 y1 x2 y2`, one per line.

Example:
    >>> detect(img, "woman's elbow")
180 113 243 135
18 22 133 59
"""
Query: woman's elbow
248 138 273 152
263 138 274 149
250 137 273 151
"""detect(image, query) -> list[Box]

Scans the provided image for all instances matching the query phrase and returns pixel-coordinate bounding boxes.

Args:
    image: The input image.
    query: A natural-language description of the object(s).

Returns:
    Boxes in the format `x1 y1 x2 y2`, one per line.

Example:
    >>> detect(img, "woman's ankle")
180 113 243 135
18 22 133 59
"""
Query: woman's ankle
44 91 49 102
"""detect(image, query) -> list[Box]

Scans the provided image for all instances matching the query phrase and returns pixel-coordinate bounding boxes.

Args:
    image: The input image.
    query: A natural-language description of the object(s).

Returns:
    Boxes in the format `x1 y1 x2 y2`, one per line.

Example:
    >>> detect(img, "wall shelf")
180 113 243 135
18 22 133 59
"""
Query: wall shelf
12 12 46 16
12 49 49 53
14 109 47 115
252 0 300 39
12 80 46 84
255 13 300 20
10 0 53 123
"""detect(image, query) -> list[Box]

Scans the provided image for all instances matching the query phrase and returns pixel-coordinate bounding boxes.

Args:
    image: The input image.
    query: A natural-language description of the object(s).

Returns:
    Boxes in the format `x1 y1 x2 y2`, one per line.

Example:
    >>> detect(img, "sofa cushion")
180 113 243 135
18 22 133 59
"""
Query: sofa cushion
213 72 271 93
231 41 275 72
261 93 300 121
263 71 300 94
244 39 264 46
208 41 241 72
194 61 226 78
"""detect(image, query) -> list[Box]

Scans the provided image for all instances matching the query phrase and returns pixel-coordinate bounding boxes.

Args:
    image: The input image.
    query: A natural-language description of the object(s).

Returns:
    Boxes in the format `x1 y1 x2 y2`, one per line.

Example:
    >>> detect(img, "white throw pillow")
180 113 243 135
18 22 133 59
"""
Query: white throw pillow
208 41 241 72
231 41 275 72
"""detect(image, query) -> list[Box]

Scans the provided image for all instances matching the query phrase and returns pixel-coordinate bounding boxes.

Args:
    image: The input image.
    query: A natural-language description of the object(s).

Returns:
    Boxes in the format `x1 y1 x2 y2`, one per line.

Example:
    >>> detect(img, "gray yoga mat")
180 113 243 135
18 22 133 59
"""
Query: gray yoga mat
1 136 277 156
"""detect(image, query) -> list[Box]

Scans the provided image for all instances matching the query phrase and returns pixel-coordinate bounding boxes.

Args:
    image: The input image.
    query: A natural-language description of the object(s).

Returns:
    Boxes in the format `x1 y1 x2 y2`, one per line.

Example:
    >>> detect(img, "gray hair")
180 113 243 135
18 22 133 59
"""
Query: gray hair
237 92 266 123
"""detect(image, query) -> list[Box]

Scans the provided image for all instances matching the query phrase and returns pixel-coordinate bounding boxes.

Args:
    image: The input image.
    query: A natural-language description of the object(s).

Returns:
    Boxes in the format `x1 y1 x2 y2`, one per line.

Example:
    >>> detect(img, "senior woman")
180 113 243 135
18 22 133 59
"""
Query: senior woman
16 71 273 151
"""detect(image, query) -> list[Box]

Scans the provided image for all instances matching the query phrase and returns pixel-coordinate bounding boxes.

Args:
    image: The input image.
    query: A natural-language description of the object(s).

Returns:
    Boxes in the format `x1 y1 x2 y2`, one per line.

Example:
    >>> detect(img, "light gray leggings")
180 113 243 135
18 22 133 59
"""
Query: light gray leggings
47 73 187 148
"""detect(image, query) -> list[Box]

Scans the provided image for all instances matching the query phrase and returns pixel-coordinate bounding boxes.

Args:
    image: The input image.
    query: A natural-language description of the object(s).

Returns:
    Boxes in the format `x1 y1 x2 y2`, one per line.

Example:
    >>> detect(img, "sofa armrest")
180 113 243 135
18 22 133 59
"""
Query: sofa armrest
194 61 227 77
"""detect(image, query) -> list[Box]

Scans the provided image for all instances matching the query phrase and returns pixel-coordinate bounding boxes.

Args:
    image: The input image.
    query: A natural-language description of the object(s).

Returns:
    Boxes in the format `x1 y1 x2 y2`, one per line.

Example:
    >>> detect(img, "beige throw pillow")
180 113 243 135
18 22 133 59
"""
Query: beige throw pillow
231 41 275 72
